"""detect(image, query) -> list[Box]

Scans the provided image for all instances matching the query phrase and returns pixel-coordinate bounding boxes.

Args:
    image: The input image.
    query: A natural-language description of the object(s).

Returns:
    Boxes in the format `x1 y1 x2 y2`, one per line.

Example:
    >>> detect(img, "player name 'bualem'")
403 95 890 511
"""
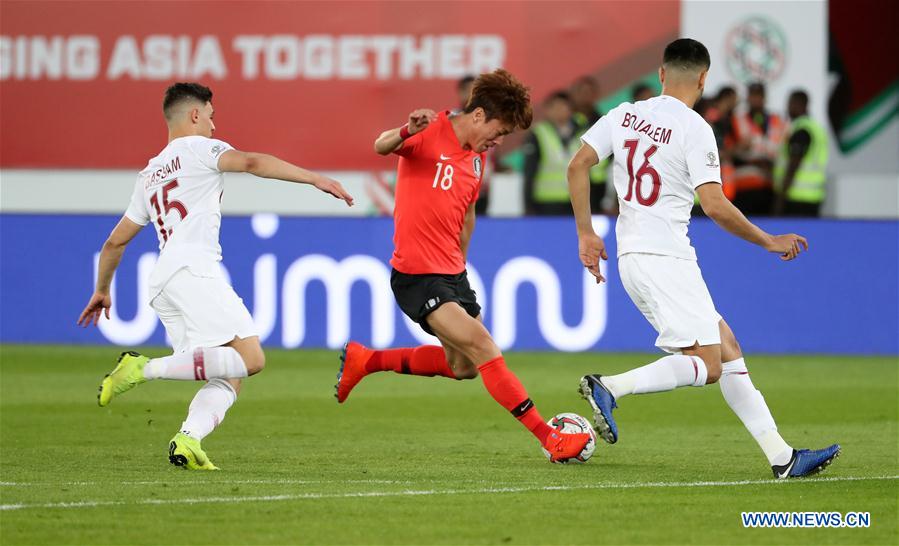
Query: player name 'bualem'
145 156 182 189
621 113 673 144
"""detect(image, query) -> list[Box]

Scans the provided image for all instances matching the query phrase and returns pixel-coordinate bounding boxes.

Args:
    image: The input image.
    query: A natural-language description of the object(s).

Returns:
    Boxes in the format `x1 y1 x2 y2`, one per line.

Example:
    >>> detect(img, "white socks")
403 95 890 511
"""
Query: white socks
143 347 249 381
180 379 238 441
602 355 708 398
719 358 793 466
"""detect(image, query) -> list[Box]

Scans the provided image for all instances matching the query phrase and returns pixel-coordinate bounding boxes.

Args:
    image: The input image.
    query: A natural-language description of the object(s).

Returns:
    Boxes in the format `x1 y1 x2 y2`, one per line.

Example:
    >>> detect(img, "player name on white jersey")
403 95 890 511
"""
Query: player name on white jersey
581 96 722 261
145 156 182 189
620 113 673 144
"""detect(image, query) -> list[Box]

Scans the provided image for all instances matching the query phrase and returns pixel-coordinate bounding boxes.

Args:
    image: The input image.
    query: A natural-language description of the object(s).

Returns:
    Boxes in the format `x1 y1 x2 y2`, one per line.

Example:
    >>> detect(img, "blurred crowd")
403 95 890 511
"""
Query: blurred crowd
459 74 829 218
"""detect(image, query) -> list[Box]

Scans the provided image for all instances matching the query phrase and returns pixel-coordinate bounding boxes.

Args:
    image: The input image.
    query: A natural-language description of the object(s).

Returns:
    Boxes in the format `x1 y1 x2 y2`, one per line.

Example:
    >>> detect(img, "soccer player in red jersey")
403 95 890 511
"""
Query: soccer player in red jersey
336 70 590 462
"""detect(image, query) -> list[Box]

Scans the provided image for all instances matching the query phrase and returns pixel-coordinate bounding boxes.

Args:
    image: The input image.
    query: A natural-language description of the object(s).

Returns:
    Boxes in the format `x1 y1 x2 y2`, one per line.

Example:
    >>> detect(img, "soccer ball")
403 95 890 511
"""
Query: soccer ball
541 412 597 464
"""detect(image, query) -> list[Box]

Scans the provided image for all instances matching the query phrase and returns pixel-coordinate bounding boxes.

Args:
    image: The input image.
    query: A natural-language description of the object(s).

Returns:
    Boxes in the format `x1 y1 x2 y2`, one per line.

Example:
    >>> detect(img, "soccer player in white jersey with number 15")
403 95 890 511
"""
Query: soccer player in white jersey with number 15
568 39 840 479
78 83 354 470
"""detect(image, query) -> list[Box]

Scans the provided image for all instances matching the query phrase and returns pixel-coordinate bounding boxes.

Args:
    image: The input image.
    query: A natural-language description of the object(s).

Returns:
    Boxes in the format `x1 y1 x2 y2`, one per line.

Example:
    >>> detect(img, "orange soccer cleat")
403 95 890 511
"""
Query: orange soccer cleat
543 430 592 462
334 341 374 403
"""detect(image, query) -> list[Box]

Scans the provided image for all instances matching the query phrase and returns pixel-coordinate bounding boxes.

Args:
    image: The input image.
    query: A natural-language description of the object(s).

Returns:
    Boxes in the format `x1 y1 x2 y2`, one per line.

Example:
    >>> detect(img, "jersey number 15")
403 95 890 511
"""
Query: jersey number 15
622 139 661 206
149 180 188 244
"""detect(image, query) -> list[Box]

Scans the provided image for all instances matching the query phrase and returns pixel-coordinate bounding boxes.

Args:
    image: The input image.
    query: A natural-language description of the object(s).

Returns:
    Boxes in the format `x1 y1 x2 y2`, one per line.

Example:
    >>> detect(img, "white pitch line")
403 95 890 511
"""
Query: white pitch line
0 478 411 487
1 475 896 512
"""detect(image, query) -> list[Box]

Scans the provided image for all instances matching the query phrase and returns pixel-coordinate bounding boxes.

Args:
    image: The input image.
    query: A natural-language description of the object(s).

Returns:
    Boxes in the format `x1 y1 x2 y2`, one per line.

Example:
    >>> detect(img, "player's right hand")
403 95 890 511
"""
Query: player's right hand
579 232 608 283
766 233 809 261
77 292 111 327
408 109 437 134
314 176 354 207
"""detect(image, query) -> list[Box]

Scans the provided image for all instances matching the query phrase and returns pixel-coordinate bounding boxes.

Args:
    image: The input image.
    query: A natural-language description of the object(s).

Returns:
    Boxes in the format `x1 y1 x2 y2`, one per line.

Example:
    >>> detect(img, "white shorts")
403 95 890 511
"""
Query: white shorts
151 268 258 353
618 253 721 353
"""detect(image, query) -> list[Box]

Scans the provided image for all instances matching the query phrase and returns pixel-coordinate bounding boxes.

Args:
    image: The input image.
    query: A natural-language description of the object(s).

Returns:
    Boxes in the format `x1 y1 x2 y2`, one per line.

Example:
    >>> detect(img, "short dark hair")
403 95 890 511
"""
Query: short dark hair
163 82 213 119
457 75 476 91
464 69 533 130
573 75 599 89
748 81 766 96
662 38 711 72
789 89 809 107
631 83 652 100
716 86 737 100
544 90 572 105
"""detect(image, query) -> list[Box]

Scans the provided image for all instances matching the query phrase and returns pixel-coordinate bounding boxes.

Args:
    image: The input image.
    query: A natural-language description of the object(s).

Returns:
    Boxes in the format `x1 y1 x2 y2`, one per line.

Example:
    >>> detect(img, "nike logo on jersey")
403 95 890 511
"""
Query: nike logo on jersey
439 154 451 160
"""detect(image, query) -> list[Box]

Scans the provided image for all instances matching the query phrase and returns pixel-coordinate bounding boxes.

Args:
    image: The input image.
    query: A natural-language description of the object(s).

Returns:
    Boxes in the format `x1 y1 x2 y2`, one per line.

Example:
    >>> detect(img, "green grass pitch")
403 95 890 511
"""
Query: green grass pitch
1 345 896 545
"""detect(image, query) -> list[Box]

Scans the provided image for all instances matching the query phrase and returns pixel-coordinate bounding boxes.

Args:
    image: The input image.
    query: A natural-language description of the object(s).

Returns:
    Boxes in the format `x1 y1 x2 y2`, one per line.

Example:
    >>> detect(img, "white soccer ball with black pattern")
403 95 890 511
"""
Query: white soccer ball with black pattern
541 412 597 464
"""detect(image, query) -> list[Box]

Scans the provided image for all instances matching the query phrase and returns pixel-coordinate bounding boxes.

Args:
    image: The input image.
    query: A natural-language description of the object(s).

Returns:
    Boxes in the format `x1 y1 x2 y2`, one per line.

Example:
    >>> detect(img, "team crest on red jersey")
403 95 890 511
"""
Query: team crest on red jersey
473 156 482 178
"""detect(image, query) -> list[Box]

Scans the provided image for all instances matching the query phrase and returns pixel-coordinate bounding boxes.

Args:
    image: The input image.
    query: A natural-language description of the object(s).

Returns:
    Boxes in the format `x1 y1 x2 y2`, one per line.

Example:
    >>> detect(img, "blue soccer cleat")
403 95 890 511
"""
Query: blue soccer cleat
772 444 841 479
578 374 618 444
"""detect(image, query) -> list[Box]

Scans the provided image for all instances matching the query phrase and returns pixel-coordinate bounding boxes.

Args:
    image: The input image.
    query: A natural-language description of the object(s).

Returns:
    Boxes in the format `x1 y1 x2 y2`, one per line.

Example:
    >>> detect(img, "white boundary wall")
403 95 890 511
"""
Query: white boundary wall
2 169 896 218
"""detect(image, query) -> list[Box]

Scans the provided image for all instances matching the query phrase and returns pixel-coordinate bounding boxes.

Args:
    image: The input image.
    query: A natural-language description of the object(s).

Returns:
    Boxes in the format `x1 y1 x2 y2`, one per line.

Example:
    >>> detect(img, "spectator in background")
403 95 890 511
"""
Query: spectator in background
455 75 476 113
706 86 738 200
631 83 654 102
571 75 603 127
729 82 785 215
456 74 491 214
571 75 610 213
773 90 829 216
708 86 737 148
523 91 578 215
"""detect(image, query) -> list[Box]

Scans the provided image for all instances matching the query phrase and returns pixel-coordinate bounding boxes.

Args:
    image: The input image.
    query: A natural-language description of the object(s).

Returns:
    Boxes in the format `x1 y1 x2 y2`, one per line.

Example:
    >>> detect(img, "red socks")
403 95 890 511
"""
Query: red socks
477 356 552 444
364 345 456 378
364 348 552 445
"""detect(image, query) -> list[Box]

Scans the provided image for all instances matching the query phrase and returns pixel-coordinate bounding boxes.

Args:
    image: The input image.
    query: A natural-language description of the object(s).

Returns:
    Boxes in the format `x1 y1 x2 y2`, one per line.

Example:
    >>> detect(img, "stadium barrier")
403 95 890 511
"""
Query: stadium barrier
0 214 895 355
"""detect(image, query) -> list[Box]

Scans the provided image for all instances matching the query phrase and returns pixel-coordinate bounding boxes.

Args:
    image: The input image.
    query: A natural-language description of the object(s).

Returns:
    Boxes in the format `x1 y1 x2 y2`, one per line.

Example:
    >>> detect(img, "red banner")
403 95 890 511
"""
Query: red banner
0 1 678 169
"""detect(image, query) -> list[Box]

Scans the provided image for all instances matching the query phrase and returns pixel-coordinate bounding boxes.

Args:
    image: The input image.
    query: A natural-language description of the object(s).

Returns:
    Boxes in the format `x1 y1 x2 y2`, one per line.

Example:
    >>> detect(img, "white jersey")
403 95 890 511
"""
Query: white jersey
581 95 721 260
124 135 233 297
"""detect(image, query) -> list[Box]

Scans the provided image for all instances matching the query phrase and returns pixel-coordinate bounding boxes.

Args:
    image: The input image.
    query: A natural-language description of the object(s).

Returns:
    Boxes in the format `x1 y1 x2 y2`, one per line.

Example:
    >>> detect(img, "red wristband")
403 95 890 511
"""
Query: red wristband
399 124 411 140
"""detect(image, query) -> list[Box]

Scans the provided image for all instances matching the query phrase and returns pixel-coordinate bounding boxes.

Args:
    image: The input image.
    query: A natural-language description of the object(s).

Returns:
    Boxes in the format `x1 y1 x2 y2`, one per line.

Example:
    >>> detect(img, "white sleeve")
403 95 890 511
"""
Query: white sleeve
123 177 150 226
686 120 722 189
580 112 613 159
190 138 233 171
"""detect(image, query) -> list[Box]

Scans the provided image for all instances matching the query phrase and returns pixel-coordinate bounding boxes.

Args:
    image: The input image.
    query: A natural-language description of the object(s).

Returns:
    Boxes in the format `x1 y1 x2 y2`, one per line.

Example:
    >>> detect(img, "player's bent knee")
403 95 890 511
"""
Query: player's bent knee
468 330 500 360
244 350 266 376
453 365 479 380
705 360 722 384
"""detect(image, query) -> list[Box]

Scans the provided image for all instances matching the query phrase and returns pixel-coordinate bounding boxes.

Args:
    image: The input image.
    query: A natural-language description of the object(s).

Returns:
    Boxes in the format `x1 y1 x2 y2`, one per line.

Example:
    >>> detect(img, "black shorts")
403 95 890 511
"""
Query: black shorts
391 268 481 336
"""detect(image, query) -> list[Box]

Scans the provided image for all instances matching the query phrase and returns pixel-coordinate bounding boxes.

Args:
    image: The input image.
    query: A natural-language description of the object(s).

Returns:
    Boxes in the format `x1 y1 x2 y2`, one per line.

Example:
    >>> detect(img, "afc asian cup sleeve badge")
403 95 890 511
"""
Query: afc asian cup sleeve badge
473 156 483 178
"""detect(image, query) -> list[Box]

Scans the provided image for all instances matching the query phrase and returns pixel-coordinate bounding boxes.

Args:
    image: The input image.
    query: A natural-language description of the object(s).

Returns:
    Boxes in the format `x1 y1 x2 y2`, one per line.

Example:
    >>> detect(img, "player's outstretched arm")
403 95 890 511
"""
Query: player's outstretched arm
697 182 808 261
77 216 143 327
373 109 437 155
218 151 354 206
568 144 608 283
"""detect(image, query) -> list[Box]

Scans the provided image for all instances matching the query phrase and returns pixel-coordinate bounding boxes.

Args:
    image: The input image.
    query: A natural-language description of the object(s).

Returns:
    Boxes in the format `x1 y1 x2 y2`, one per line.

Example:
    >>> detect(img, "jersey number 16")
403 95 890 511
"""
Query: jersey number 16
622 139 662 206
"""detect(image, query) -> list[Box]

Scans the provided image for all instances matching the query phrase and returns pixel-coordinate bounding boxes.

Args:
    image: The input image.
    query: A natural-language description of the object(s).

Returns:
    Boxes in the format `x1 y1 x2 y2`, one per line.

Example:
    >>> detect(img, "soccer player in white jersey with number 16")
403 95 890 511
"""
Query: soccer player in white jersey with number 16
568 39 840 479
78 83 354 470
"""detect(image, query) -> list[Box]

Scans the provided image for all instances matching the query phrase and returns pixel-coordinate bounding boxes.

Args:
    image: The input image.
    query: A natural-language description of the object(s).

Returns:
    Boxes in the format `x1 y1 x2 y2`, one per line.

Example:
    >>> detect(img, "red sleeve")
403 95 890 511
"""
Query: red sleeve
393 130 425 158
469 180 482 206
469 153 486 205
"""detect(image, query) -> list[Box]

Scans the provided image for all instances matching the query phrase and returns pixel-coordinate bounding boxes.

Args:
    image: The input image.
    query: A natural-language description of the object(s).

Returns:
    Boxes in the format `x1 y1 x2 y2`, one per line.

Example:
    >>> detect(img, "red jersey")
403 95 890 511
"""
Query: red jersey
390 111 485 275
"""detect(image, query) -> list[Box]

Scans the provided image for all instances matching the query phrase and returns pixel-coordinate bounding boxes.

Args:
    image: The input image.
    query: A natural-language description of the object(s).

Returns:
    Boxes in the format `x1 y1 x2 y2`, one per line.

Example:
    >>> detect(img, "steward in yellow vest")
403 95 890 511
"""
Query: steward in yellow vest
523 91 580 215
774 90 829 217
570 76 611 213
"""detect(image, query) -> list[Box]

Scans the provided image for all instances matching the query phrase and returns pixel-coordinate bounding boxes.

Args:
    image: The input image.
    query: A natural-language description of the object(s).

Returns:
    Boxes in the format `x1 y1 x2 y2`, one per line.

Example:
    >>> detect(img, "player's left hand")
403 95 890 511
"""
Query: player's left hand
314 176 354 207
767 233 809 261
77 292 111 327
579 231 608 283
